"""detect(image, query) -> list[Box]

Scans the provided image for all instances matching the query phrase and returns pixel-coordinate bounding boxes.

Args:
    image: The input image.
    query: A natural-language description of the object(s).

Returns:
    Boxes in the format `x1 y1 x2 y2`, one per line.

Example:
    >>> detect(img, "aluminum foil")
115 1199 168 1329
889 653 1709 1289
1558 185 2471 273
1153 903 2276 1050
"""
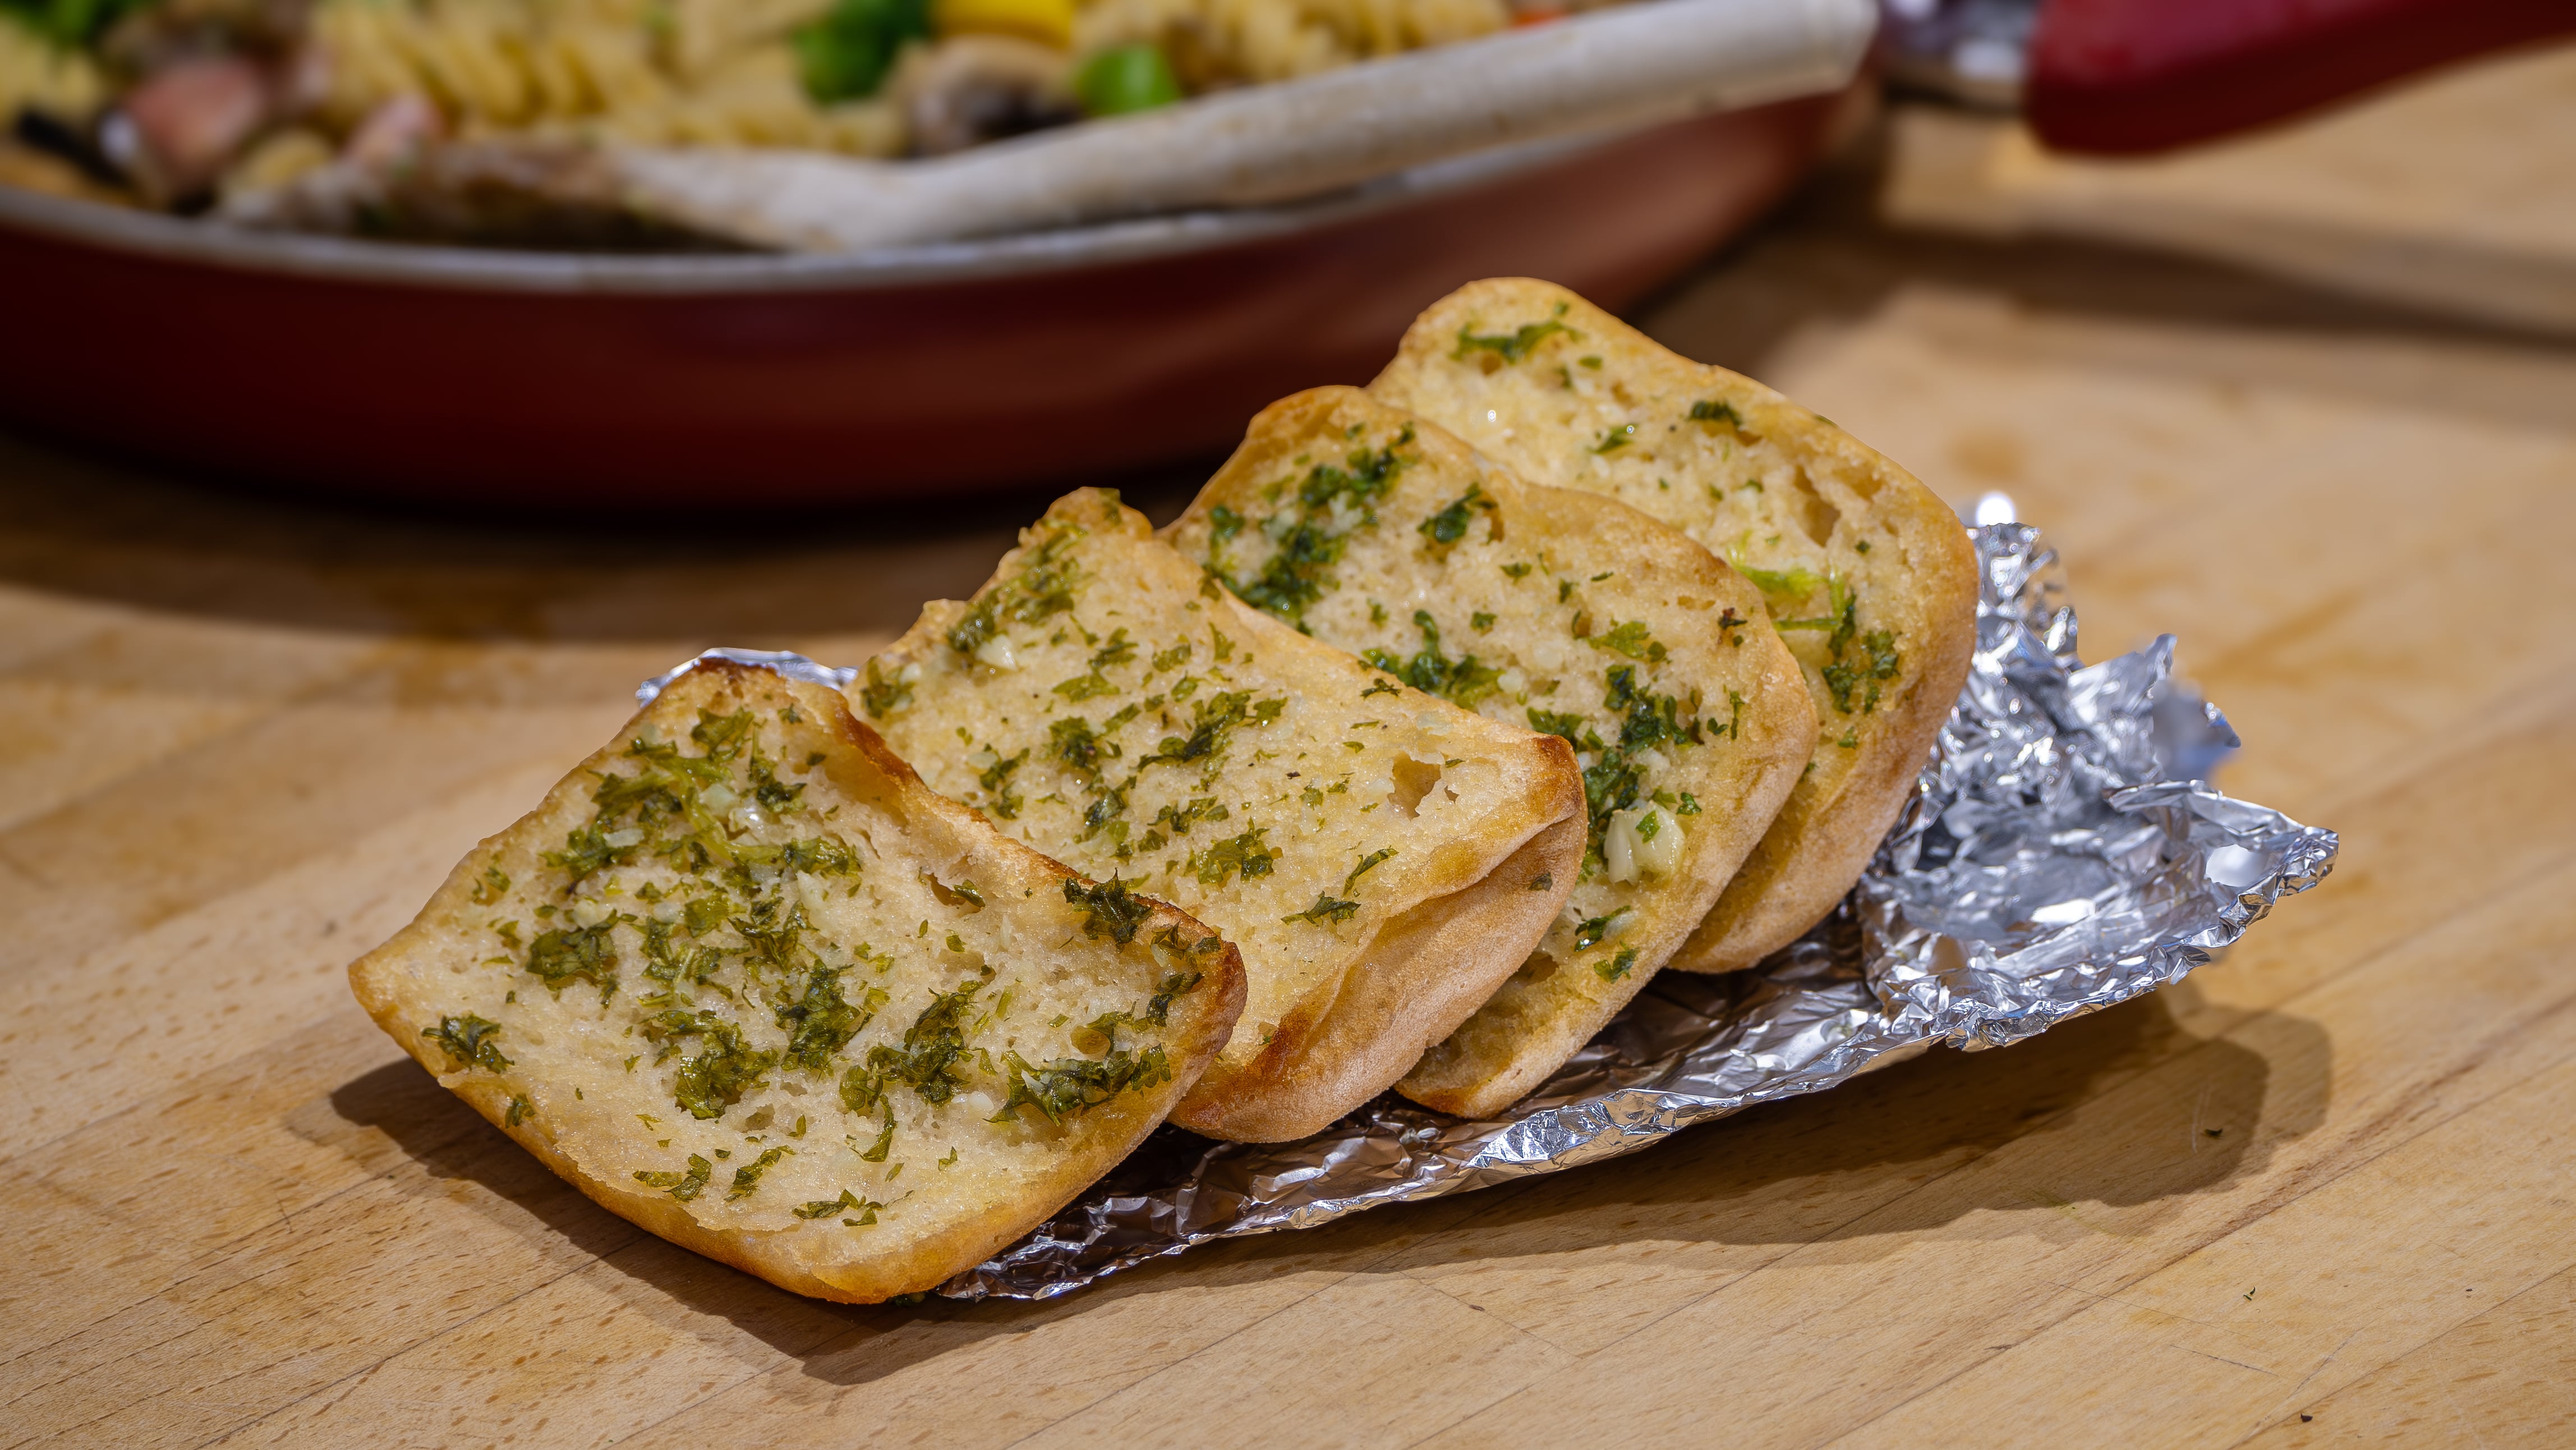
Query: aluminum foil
636 505 2337 1302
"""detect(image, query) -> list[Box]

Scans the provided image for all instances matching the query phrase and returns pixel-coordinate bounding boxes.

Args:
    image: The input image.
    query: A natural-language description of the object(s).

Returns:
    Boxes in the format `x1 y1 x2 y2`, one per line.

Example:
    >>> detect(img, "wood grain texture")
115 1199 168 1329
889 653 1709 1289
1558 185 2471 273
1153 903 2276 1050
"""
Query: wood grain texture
6 58 2576 1447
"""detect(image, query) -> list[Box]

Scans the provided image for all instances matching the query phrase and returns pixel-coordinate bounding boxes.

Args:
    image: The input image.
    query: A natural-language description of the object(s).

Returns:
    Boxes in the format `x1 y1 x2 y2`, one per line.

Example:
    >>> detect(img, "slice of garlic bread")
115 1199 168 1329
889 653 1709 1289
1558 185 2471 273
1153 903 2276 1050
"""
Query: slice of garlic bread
348 659 1245 1305
1164 387 1816 1118
1374 278 1979 974
858 488 1585 1141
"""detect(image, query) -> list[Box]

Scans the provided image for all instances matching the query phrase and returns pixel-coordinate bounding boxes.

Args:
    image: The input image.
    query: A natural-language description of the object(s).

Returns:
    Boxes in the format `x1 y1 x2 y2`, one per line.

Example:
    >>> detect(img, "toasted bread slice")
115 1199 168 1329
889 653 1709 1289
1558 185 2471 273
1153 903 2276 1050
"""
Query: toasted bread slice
858 488 1585 1141
1374 278 1979 972
1163 388 1817 1117
348 659 1245 1305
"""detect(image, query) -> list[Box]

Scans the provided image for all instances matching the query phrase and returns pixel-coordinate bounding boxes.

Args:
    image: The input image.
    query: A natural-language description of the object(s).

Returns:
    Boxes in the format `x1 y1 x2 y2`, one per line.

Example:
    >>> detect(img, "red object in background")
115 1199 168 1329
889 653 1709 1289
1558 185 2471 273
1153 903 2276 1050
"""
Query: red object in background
2027 0 2576 154
0 91 1846 510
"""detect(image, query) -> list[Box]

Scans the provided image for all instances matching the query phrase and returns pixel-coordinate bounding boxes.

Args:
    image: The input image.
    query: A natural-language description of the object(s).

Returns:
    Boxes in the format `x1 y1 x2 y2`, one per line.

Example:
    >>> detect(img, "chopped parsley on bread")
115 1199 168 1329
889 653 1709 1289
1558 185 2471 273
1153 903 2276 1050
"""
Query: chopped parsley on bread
1374 279 1979 973
1166 387 1816 1117
858 488 1585 1141
348 659 1244 1304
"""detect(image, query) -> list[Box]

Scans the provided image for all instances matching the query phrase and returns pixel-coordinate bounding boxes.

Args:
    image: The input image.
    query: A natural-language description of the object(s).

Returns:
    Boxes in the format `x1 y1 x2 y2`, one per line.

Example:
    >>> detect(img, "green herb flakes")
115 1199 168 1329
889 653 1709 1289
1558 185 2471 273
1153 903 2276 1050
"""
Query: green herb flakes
859 659 913 717
993 1036 1173 1125
1212 440 1411 625
773 961 882 1071
1188 827 1277 887
1344 847 1396 893
1452 319 1571 364
642 1010 778 1119
1588 620 1668 663
728 1145 794 1200
1284 893 1361 926
794 1188 884 1225
1573 908 1629 951
1418 483 1497 545
858 980 985 1105
1359 611 1502 708
948 525 1082 658
421 1013 510 1073
858 1105 897 1162
635 1154 713 1202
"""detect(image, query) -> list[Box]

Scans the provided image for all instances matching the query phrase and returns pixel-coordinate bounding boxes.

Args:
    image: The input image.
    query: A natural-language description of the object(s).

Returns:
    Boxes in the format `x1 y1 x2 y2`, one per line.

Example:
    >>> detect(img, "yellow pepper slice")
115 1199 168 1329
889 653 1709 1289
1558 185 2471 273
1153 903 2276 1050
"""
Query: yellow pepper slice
932 0 1074 49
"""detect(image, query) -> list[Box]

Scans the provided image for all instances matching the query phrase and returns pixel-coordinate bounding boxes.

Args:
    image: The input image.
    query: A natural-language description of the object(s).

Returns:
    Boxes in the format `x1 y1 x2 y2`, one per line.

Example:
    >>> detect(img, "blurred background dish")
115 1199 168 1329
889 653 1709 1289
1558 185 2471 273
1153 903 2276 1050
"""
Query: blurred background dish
4 0 2569 507
0 82 1857 506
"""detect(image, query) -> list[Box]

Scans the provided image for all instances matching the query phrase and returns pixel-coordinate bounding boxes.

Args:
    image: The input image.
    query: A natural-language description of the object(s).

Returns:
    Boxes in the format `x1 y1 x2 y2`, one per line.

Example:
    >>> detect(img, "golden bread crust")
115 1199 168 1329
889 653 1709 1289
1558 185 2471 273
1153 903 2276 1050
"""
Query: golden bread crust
1374 279 1979 972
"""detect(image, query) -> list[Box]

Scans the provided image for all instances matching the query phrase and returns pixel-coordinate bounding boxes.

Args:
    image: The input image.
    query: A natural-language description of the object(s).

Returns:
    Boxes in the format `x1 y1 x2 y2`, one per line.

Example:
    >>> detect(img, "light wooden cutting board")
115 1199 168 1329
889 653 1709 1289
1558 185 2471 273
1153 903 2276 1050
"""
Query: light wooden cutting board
4 47 2574 1447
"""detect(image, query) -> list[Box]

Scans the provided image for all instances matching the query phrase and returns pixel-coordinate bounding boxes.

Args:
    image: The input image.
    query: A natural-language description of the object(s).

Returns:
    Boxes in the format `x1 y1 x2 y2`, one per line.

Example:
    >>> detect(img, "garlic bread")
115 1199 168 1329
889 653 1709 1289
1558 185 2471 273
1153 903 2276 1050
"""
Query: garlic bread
1165 387 1816 1117
1373 279 1979 973
858 488 1585 1141
348 659 1245 1305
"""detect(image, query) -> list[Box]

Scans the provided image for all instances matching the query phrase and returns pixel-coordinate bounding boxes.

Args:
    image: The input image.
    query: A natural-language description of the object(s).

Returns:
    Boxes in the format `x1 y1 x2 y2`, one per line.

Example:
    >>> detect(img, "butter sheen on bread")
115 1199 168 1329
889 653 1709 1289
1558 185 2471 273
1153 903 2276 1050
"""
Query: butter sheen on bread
1374 279 1980 972
348 660 1244 1304
1166 388 1817 1117
858 488 1585 1141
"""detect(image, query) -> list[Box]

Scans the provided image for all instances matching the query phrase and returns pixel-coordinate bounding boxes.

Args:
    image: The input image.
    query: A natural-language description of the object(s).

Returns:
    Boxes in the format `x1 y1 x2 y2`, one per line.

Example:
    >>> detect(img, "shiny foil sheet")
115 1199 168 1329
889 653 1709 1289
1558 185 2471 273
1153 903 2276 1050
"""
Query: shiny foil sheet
641 504 2338 1303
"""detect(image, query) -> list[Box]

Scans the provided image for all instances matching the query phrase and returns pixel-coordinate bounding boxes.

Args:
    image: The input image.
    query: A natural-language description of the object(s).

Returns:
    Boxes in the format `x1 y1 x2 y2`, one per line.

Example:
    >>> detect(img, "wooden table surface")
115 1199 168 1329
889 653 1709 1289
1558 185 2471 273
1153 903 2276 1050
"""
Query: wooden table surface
7 49 2576 1449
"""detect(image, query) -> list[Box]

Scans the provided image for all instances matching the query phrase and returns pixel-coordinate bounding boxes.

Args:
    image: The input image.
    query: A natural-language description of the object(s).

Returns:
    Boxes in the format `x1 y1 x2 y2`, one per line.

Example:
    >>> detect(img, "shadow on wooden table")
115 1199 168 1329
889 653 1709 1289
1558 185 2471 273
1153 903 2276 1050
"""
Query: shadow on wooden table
315 979 2330 1392
324 1050 1037 1383
1180 985 2334 1279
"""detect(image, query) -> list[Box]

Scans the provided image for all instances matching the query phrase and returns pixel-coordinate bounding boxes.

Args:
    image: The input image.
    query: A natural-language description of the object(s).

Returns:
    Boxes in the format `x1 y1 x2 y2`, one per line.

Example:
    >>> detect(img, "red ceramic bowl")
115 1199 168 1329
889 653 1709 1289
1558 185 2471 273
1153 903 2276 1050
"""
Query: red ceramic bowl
0 89 1850 508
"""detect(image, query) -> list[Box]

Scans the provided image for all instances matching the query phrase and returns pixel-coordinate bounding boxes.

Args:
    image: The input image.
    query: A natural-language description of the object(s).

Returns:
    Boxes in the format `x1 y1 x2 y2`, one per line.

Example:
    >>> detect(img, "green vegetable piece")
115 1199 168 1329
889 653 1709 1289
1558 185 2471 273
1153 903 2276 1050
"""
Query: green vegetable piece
4 0 143 47
793 0 932 103
1076 43 1182 116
